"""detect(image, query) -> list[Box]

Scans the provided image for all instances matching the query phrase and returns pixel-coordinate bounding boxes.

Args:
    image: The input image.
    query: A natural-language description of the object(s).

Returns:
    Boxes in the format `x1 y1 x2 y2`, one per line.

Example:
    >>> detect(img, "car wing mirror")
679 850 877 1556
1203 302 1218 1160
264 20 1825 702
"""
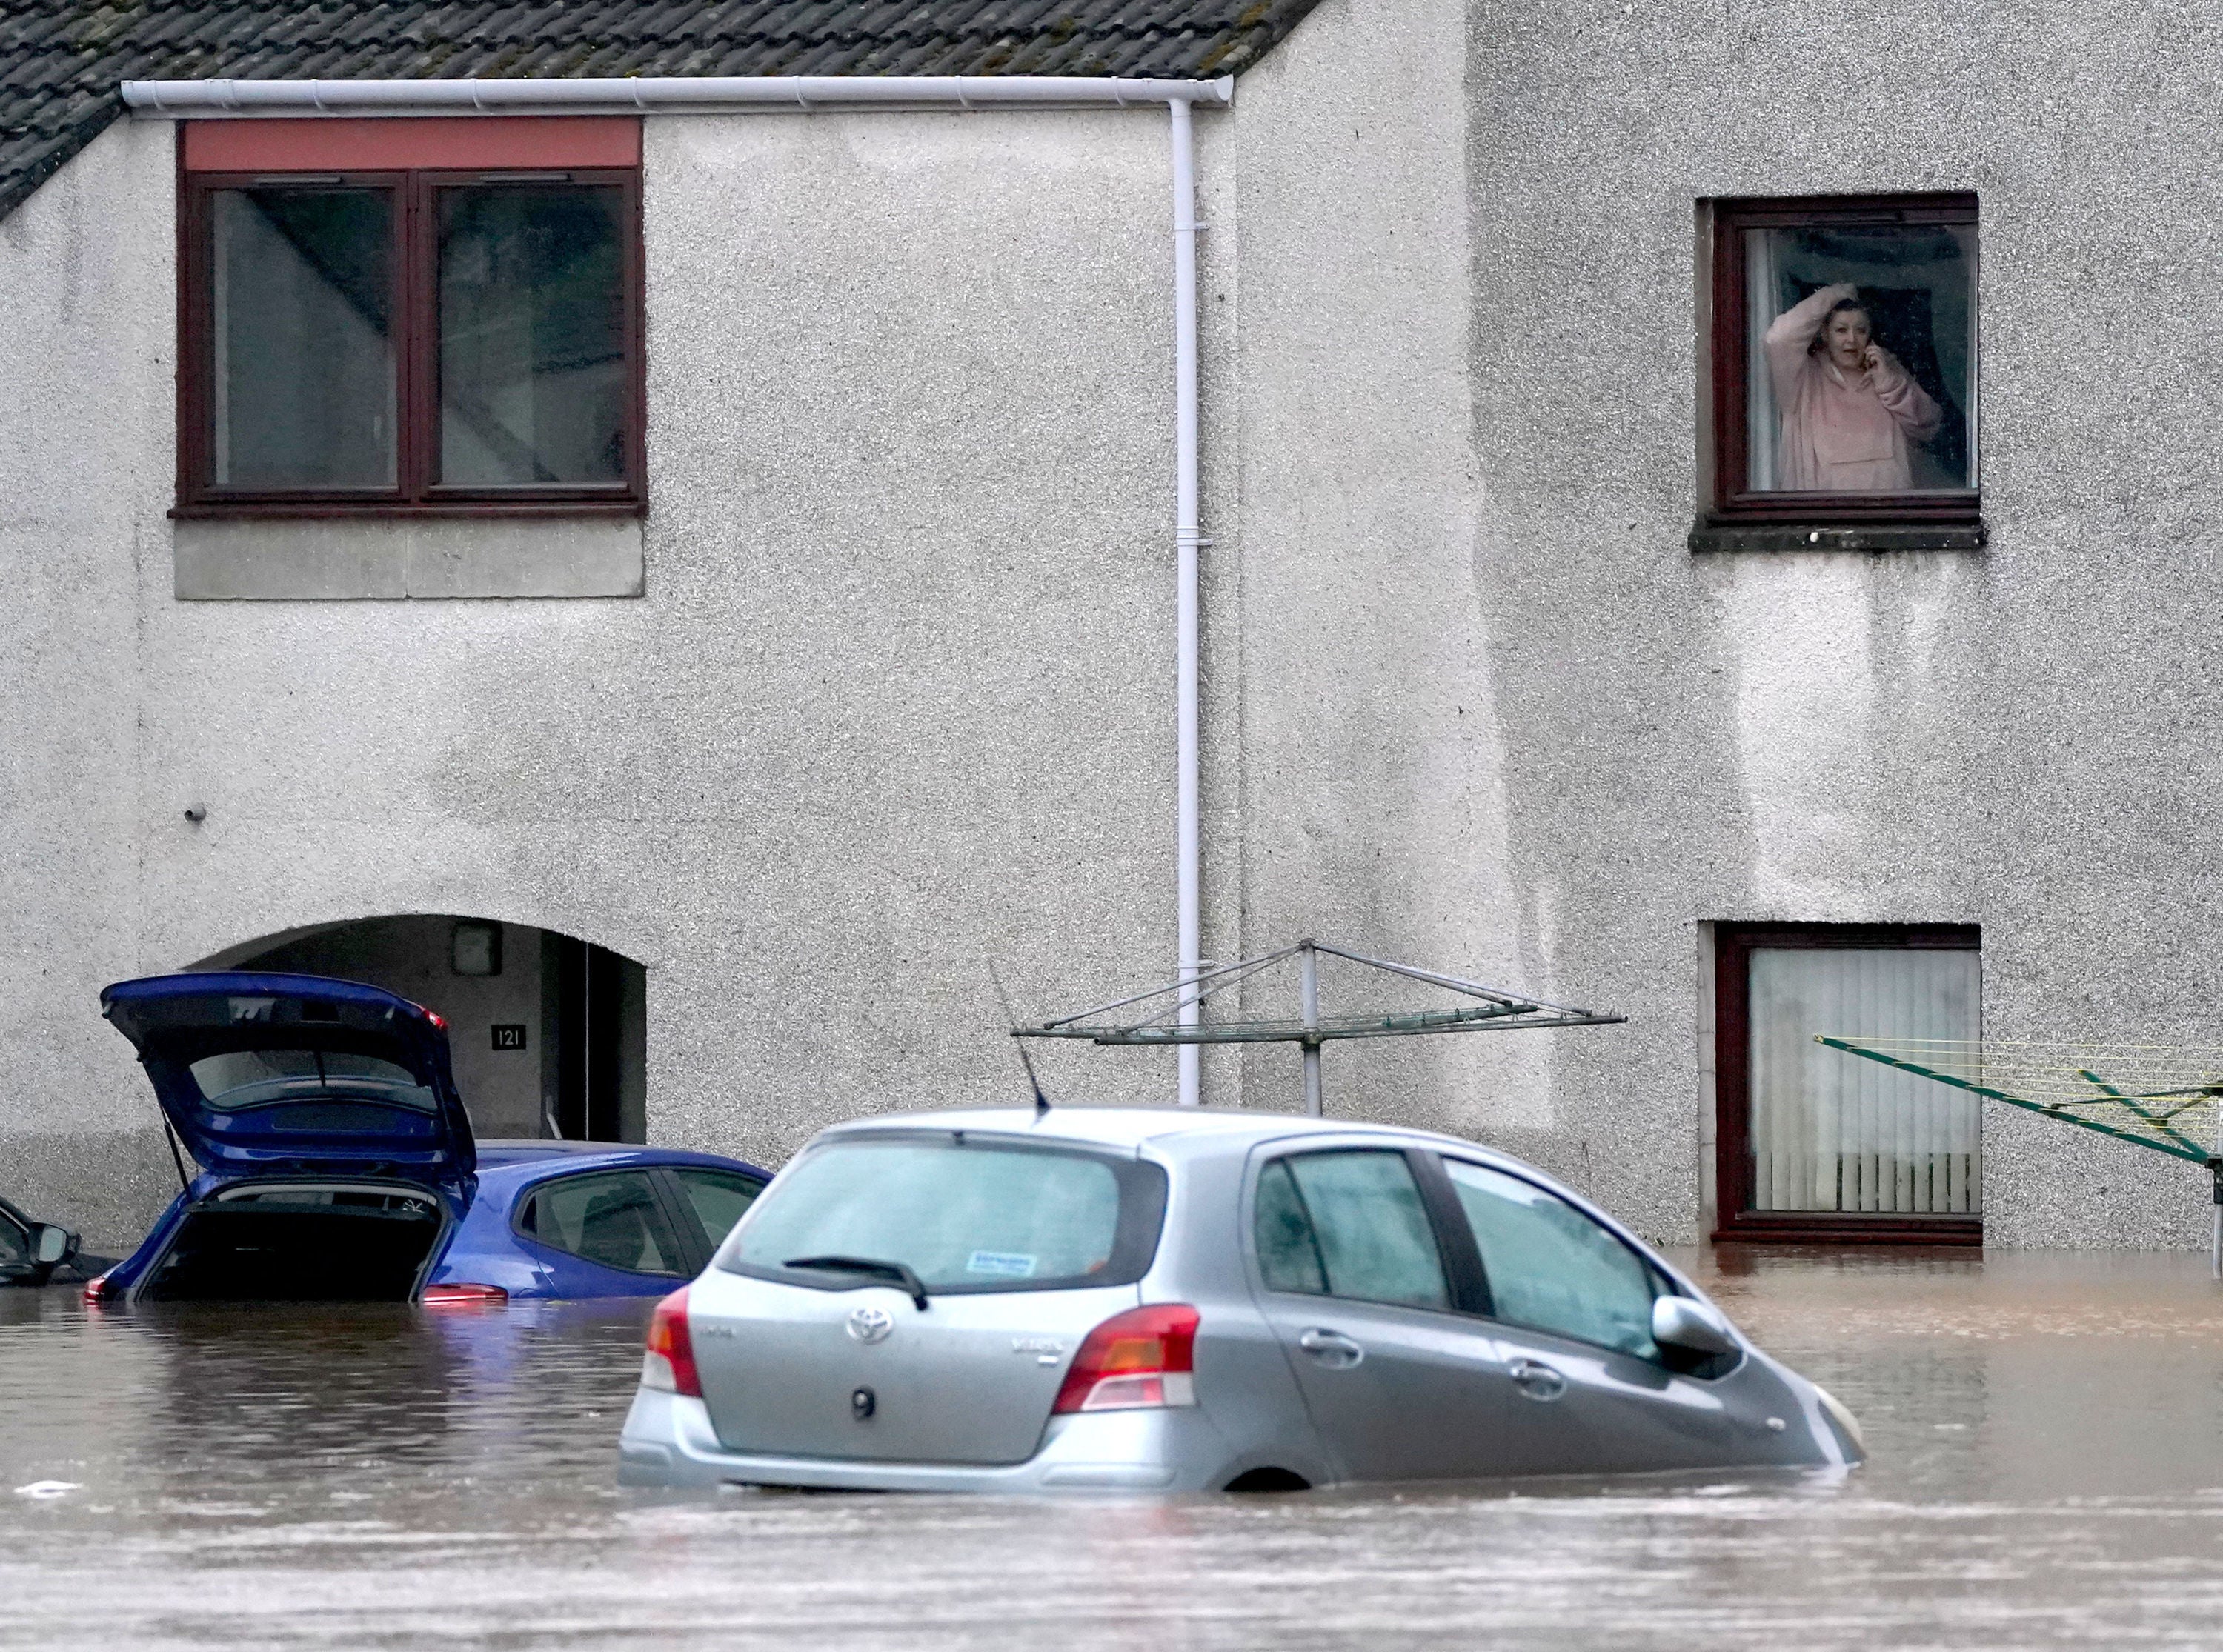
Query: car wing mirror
1652 1293 1738 1358
32 1225 78 1268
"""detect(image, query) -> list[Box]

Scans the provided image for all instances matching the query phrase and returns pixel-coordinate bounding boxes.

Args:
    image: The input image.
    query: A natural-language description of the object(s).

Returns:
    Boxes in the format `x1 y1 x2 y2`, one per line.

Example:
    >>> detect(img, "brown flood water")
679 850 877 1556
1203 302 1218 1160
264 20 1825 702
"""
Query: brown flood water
7 1247 2223 1649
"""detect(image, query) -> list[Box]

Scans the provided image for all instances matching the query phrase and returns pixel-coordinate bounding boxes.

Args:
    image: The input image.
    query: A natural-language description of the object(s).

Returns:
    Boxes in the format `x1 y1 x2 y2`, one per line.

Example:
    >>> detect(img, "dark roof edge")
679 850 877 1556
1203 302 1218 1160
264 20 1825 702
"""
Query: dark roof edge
0 96 124 224
11 69 1255 223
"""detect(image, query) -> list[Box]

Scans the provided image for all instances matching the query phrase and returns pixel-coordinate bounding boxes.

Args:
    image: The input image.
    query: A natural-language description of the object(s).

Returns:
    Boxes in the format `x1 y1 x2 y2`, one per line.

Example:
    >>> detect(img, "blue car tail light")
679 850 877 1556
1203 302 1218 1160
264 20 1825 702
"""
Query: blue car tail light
422 1282 507 1307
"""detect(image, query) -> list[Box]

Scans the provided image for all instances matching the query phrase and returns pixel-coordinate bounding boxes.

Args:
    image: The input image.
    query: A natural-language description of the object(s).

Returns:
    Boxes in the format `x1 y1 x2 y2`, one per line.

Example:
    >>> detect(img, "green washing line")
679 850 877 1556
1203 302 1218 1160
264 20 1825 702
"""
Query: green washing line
1814 1036 2214 1165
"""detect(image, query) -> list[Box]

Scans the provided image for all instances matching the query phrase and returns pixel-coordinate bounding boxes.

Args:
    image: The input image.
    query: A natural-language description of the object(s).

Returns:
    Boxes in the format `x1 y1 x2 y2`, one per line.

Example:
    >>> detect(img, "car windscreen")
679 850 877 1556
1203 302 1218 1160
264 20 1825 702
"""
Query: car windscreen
719 1134 1168 1294
185 1048 437 1113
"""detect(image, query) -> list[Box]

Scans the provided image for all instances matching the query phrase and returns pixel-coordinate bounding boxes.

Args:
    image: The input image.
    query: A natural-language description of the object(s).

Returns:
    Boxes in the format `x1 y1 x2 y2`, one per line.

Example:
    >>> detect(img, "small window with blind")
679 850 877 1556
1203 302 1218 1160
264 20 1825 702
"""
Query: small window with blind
1713 924 1981 1244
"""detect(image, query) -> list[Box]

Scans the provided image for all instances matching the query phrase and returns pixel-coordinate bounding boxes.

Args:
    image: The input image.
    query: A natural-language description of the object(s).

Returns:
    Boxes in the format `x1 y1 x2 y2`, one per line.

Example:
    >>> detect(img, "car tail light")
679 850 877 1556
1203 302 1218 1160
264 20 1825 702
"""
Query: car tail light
422 1282 508 1307
642 1286 702 1398
1053 1304 1200 1414
81 1273 113 1305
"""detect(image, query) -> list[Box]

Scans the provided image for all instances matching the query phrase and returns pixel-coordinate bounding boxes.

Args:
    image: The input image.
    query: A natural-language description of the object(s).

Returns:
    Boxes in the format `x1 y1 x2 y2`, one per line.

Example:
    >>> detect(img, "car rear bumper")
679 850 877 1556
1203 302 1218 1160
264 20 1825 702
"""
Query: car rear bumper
617 1387 1242 1493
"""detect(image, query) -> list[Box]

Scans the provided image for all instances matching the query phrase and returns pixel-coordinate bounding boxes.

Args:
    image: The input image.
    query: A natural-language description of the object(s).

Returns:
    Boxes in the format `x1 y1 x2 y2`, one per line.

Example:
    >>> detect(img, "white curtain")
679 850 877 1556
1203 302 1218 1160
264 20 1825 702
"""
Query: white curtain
1748 947 1981 1213
1744 228 1778 491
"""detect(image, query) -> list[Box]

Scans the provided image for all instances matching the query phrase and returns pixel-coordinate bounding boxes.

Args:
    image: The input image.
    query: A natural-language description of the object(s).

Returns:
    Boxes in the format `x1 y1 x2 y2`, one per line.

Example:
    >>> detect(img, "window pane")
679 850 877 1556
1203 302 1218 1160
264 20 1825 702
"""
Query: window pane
1254 1159 1329 1293
210 188 396 487
1276 1151 1448 1310
438 186 626 487
1746 222 1976 492
0 1218 25 1267
725 1141 1129 1290
528 1171 683 1275
1446 1162 1657 1359
670 1168 764 1254
185 1048 434 1113
1749 946 1982 1214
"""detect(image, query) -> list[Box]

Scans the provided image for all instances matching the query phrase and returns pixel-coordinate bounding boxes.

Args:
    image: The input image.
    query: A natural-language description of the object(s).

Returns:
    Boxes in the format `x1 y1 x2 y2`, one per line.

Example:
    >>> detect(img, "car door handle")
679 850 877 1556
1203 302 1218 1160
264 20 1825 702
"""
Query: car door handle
1509 1357 1568 1402
1297 1328 1365 1368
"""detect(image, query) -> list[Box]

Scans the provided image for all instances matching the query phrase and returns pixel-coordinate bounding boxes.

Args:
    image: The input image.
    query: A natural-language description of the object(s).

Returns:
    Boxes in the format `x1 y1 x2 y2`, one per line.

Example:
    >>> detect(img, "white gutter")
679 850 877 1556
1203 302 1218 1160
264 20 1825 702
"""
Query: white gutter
119 76 1232 116
125 74 1220 1105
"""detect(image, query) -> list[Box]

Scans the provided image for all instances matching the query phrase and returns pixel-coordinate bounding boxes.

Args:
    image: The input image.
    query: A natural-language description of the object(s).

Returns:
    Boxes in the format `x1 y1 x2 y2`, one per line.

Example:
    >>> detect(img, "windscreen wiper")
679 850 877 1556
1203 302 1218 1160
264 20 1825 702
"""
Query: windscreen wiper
782 1254 931 1311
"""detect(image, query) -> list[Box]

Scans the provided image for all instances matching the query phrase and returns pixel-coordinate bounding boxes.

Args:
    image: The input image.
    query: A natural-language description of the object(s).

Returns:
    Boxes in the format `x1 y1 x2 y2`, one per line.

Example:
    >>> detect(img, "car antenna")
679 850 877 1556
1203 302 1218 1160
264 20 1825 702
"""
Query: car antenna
988 959 1051 1118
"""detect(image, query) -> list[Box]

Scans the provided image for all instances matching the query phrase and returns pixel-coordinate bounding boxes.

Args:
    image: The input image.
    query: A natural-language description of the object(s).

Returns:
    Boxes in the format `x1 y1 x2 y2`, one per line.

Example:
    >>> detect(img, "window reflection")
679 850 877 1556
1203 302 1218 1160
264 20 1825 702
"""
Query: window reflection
525 1172 684 1275
437 186 626 487
210 187 396 488
1746 223 1976 492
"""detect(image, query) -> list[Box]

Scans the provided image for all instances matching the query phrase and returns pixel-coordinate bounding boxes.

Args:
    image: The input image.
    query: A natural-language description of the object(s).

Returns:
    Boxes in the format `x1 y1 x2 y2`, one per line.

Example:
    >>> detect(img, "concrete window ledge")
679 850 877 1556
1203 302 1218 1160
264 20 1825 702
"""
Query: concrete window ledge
173 517 645 600
1687 521 1987 555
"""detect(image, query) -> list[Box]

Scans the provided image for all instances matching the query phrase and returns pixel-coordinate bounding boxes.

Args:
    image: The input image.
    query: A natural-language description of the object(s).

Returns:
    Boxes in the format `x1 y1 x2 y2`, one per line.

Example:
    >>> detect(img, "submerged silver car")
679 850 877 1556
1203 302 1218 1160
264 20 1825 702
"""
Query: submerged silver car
618 1108 1863 1493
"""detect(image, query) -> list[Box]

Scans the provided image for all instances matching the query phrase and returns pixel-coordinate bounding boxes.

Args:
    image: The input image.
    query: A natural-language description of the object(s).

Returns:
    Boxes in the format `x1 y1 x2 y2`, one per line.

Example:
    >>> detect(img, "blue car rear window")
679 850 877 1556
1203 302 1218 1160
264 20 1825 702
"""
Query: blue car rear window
187 1049 437 1113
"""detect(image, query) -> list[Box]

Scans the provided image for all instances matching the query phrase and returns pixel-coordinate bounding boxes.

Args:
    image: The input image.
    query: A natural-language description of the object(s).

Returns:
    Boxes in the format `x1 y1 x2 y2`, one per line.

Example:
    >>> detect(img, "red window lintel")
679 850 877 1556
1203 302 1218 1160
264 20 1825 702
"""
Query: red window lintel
180 116 640 173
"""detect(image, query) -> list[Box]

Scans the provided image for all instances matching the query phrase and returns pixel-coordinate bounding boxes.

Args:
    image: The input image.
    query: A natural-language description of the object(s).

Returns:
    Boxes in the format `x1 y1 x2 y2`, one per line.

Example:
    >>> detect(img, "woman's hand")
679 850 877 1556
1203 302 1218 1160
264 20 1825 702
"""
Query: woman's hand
1823 281 1860 304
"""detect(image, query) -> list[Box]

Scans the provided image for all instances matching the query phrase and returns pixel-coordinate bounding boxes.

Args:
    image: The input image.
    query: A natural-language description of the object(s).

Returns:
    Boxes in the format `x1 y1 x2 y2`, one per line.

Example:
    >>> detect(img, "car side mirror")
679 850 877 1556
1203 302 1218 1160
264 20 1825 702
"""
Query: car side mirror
32 1225 77 1268
1652 1294 1738 1357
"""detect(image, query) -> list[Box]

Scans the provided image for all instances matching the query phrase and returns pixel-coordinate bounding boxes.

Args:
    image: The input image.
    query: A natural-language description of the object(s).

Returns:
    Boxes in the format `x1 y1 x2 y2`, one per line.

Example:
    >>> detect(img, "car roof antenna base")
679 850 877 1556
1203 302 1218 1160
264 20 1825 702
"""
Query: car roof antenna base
987 959 1052 1118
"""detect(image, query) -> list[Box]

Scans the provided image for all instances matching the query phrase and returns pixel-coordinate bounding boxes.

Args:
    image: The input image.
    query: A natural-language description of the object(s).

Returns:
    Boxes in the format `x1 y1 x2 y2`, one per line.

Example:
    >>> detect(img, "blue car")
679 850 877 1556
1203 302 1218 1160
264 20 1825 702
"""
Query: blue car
87 972 771 1305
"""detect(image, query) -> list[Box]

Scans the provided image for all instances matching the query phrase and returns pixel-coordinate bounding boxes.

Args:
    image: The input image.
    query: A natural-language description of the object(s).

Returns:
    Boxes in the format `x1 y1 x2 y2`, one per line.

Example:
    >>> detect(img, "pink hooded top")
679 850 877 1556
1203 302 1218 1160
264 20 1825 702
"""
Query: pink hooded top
1763 287 1942 490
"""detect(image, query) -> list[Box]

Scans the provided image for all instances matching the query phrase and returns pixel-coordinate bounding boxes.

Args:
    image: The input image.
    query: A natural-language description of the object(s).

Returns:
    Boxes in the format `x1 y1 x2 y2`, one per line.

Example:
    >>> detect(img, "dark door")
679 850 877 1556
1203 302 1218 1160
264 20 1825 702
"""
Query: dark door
549 936 627 1142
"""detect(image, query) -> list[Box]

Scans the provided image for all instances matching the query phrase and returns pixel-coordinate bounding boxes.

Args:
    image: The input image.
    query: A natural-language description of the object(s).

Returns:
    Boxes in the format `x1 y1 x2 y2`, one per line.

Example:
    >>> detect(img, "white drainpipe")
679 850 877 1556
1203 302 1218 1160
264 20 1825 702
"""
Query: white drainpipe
1168 96 1204 1106
124 74 1223 1102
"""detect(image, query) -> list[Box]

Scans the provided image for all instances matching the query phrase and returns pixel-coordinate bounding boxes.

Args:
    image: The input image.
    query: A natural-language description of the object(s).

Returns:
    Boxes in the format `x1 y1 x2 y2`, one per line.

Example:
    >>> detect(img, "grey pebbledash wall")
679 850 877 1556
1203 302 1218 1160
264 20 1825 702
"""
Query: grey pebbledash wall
0 108 1194 1247
1214 0 2223 1248
7 0 2222 1253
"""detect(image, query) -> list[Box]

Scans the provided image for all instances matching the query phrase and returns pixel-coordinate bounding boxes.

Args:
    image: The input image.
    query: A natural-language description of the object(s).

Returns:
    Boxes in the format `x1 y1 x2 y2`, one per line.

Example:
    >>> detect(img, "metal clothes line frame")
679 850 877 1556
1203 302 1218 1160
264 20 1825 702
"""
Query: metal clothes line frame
1016 939 1624 1116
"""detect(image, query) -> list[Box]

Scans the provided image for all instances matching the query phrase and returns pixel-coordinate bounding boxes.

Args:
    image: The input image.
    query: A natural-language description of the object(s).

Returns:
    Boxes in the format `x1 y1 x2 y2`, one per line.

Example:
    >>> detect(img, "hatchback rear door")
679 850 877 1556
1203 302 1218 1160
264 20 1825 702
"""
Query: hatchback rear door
689 1272 1138 1464
688 1128 1168 1466
101 972 474 1193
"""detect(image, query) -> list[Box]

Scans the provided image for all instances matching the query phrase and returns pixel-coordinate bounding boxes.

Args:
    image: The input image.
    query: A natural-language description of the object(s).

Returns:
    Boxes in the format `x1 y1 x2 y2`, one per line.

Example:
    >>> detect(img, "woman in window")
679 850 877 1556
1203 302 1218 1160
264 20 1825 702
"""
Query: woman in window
1764 281 1941 490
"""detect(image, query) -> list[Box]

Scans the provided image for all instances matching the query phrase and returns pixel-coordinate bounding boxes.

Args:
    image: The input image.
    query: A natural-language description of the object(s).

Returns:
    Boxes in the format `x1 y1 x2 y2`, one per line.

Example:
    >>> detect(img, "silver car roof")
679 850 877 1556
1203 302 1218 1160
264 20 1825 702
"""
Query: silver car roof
805 1105 1702 1301
814 1105 1522 1164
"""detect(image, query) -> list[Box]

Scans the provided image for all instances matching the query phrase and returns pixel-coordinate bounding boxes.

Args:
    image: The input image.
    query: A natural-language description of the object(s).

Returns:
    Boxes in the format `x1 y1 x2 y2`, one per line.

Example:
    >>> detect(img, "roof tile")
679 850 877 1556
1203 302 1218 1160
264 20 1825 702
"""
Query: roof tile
1 0 1320 221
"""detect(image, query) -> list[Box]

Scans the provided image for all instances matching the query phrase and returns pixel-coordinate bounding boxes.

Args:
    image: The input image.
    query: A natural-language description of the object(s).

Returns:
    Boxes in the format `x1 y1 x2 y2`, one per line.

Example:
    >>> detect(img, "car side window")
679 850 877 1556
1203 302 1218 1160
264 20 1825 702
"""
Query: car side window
668 1168 765 1256
1254 1151 1449 1310
0 1214 25 1267
520 1171 685 1276
1443 1160 1658 1359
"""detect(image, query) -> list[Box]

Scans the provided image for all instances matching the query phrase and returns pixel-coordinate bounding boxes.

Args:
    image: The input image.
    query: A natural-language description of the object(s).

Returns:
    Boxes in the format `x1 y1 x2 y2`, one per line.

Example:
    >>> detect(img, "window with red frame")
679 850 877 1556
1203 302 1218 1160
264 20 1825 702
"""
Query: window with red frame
1713 922 1982 1246
176 119 642 515
1698 193 1978 548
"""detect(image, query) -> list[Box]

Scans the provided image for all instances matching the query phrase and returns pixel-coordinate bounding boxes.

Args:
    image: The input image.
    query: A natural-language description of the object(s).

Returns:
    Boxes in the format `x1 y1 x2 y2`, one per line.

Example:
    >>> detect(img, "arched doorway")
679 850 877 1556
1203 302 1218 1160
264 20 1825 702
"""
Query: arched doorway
193 916 646 1145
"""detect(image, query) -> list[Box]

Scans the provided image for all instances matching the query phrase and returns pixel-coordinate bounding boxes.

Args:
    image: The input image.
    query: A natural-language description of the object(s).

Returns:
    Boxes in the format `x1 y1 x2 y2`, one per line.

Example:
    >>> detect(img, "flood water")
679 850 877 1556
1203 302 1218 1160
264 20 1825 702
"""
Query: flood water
8 1248 2223 1648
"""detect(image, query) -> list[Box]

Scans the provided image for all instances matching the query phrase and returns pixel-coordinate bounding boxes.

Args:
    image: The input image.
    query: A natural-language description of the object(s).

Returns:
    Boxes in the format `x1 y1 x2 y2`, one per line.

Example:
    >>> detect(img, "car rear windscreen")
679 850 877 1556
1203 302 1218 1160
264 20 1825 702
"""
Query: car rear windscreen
720 1134 1167 1293
187 1048 436 1112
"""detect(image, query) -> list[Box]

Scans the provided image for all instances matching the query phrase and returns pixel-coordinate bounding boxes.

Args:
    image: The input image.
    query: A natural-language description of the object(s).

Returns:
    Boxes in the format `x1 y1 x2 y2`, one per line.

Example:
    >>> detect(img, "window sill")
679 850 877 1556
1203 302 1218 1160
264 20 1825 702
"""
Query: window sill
1689 521 1987 554
173 514 644 600
1711 1214 1981 1248
170 501 644 522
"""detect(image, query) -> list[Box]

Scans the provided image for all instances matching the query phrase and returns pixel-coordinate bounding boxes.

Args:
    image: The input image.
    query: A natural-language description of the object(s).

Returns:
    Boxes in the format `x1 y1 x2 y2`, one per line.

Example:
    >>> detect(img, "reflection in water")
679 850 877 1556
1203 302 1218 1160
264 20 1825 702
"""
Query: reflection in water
10 1250 2223 1648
